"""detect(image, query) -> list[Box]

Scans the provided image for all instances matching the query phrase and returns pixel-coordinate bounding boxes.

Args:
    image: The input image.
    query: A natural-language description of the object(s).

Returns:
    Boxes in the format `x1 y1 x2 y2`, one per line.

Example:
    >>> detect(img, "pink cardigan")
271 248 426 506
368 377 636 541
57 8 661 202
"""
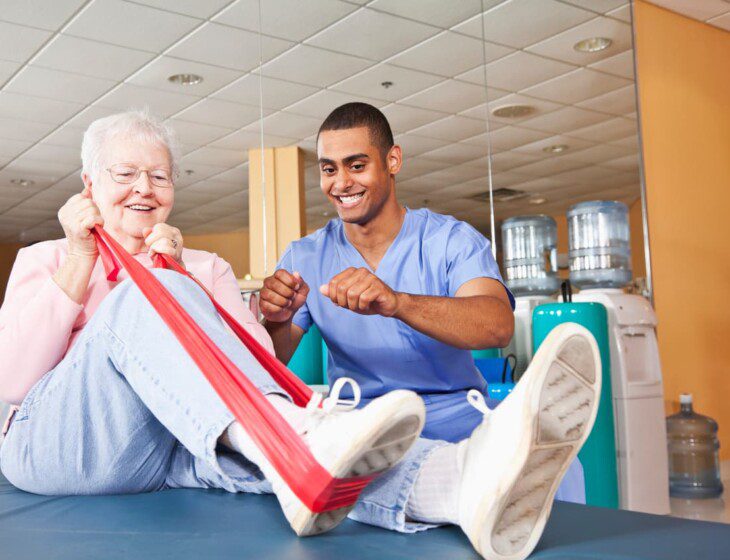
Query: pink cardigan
0 239 274 406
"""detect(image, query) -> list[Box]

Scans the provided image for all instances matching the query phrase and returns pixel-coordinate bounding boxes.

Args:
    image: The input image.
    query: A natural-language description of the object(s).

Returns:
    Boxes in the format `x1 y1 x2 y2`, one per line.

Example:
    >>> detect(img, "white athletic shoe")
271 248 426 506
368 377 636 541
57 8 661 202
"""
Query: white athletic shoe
232 378 425 537
458 323 601 560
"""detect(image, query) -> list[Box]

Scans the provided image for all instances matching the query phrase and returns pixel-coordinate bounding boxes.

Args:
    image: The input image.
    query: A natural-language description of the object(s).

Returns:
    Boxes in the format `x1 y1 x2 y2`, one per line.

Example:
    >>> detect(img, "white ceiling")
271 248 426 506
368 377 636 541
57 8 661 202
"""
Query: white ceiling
646 0 730 30
0 0 643 243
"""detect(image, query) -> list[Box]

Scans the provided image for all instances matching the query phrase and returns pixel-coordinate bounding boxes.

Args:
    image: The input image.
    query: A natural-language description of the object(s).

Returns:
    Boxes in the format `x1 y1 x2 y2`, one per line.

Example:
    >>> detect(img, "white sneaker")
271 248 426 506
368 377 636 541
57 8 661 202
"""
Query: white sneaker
233 378 425 537
458 323 601 560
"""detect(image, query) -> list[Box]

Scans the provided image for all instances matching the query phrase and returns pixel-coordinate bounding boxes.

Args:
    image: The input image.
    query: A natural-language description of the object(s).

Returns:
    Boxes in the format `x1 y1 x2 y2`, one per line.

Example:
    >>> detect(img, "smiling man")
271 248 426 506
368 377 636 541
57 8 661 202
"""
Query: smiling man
261 102 584 502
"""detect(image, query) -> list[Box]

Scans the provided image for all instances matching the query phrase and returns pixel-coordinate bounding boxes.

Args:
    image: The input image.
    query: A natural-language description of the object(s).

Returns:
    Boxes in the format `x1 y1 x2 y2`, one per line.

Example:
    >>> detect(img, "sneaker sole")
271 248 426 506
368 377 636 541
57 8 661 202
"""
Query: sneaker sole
474 324 601 560
293 391 426 536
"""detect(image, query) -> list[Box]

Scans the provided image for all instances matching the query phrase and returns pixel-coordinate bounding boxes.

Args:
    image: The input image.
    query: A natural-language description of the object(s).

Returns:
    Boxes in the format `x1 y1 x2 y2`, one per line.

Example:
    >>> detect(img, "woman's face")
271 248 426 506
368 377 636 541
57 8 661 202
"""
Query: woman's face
86 134 174 248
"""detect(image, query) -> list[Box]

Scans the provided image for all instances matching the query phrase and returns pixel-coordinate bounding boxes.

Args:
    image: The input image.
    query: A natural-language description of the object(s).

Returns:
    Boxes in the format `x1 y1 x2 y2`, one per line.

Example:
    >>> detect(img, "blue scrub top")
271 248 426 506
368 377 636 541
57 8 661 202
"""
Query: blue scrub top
277 208 514 399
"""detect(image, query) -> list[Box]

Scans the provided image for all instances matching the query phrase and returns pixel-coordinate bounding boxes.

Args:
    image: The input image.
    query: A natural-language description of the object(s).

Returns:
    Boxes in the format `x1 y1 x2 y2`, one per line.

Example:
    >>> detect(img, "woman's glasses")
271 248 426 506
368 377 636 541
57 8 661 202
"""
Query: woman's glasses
106 164 175 188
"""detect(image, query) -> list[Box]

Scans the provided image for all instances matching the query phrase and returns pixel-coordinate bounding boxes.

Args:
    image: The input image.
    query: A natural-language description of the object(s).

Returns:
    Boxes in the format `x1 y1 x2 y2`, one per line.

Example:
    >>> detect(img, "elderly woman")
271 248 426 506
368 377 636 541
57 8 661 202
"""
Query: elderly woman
0 110 600 560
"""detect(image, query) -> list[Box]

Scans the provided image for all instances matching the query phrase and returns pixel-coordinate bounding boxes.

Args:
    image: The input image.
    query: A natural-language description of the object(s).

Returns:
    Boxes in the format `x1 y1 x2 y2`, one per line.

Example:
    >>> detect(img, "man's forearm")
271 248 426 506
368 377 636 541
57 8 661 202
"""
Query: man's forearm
392 293 514 350
262 319 298 364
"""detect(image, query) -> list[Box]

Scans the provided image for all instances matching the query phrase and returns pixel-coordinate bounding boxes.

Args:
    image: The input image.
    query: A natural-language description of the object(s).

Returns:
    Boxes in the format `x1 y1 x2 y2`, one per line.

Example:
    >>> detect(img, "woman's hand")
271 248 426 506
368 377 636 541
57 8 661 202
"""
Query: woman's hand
143 223 184 266
58 186 104 259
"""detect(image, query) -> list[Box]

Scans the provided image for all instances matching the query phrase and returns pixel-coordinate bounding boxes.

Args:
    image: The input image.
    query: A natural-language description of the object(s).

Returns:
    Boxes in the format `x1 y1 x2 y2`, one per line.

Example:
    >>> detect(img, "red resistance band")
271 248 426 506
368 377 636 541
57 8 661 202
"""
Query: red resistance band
92 226 375 512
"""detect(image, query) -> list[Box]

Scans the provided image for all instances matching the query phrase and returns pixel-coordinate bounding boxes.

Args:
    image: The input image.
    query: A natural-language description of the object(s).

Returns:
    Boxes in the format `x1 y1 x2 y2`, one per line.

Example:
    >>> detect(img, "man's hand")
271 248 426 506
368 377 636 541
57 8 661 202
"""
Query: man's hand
261 270 310 323
319 267 400 317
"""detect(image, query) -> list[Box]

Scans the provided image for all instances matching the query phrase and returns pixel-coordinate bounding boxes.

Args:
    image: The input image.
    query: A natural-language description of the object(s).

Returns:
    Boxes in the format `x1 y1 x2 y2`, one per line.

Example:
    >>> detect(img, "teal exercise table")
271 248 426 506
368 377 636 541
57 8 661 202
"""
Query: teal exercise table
1 474 729 559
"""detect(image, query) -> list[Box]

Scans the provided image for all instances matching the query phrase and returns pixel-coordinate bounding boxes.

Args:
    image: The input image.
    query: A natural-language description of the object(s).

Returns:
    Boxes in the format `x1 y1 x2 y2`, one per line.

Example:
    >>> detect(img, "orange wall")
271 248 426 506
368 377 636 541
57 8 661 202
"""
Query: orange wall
184 228 250 278
635 1 730 456
0 242 24 301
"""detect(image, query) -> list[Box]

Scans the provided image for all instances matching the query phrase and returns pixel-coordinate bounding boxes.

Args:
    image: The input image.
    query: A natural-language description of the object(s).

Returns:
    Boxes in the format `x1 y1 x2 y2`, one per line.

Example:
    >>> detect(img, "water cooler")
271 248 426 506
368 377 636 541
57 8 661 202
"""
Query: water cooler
568 201 670 515
501 216 559 379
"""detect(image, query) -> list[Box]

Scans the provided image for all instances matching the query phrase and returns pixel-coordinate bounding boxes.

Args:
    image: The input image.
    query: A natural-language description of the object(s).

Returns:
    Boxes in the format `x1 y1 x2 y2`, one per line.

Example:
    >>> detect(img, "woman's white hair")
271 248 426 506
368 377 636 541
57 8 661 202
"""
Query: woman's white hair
80 108 181 182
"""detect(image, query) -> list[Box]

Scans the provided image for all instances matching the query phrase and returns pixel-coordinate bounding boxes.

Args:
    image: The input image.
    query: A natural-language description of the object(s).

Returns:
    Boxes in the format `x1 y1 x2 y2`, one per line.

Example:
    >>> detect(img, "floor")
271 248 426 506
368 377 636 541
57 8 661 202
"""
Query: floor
669 460 730 524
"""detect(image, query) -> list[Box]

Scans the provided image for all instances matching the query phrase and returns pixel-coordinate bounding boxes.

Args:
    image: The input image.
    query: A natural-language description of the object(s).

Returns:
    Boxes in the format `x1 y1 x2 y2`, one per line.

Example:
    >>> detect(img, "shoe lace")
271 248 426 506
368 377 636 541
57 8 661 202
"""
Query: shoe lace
466 389 491 416
302 377 361 435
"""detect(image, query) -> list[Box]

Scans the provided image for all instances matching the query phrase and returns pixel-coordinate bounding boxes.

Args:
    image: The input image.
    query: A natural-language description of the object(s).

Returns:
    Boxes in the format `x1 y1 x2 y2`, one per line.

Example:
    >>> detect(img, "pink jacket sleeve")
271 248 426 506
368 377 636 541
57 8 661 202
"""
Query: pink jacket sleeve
0 245 83 405
209 256 276 356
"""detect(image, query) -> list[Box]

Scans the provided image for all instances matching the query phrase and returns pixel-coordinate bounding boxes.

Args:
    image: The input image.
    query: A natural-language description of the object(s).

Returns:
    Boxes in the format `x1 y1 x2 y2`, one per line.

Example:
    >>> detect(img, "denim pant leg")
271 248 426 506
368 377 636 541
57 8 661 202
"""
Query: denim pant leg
0 269 281 495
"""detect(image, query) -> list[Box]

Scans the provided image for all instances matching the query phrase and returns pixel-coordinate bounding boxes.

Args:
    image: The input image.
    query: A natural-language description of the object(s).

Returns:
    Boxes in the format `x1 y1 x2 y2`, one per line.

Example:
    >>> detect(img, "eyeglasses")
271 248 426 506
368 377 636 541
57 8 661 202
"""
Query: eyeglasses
106 164 175 188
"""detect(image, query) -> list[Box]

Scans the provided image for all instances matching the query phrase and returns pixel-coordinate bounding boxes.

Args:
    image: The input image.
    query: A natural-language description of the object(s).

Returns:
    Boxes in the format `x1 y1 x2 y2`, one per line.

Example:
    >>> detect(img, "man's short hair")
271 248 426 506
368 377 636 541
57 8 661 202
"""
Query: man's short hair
317 102 394 159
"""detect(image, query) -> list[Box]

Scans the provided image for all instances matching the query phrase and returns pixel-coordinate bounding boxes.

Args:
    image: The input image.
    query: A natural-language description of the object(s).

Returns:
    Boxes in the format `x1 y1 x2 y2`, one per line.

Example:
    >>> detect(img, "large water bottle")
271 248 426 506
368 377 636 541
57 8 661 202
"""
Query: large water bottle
501 215 559 297
667 394 724 499
567 201 632 289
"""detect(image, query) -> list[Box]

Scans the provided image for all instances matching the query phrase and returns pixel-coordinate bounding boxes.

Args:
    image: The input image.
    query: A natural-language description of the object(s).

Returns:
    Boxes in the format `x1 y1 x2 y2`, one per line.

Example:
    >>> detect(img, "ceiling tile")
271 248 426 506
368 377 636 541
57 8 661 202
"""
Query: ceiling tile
599 153 639 171
244 111 321 139
394 134 450 157
0 0 86 30
173 161 230 187
410 114 488 142
400 79 505 113
213 74 318 110
566 116 637 142
330 64 444 103
64 0 201 53
606 3 632 22
489 151 544 172
0 117 55 143
389 31 512 77
0 91 84 125
63 105 118 130
6 156 80 178
369 0 489 28
216 0 358 41
460 93 563 125
526 16 632 65
210 129 297 151
0 60 21 85
129 0 231 18
127 56 241 96
94 83 200 118
166 119 235 149
519 106 609 134
33 35 155 80
0 21 52 64
306 8 439 61
379 104 448 133
174 98 266 128
5 65 116 105
396 157 447 181
508 155 587 177
209 164 249 185
168 22 293 72
261 45 372 87
453 0 595 48
647 0 730 21
0 138 32 159
456 51 577 92
183 180 246 197
577 84 637 115
463 126 550 151
708 12 730 31
588 49 635 78
182 147 247 168
418 143 488 165
22 143 81 165
512 133 596 156
521 68 631 105
569 143 634 165
560 0 628 14
284 89 387 120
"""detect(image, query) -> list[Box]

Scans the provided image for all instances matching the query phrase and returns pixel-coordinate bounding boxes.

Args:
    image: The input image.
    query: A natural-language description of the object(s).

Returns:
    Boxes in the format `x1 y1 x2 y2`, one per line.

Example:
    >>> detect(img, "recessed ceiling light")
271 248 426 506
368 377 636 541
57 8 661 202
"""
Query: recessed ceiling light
542 144 569 154
168 73 204 86
381 80 394 89
573 37 612 53
492 104 535 118
10 178 35 187
529 196 547 205
184 169 195 176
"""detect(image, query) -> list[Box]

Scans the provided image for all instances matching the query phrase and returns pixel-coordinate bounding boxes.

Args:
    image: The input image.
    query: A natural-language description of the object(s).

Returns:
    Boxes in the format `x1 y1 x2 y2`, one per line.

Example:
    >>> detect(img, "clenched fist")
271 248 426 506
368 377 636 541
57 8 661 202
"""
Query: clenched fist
58 186 104 258
142 223 184 265
260 269 310 323
319 267 400 317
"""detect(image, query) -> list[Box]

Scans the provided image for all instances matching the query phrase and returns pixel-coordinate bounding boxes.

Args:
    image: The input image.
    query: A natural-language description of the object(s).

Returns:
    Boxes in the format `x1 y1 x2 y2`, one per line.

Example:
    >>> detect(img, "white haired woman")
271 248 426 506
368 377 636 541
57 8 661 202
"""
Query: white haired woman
0 109 425 535
0 110 601 560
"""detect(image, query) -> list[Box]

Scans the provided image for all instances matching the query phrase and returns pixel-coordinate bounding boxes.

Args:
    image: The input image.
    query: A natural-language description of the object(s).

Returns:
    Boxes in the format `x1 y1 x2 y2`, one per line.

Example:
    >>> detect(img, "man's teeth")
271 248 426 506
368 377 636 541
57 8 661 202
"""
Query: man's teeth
339 193 364 204
128 205 153 211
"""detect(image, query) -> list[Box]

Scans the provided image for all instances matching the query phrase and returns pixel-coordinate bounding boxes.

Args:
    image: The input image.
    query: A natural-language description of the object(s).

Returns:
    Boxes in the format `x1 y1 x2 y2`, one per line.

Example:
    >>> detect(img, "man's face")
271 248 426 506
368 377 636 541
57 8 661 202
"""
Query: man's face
317 126 400 225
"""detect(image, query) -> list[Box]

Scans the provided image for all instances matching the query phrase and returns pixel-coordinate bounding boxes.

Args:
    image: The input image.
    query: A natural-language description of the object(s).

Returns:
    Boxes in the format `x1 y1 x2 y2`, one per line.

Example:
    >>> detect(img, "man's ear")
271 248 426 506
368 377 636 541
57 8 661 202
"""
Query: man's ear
387 144 403 176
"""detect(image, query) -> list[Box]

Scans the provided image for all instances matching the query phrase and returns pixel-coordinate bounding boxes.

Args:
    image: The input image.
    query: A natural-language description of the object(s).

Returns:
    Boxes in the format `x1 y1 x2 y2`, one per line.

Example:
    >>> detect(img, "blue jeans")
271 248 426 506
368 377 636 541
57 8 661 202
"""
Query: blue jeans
0 270 441 533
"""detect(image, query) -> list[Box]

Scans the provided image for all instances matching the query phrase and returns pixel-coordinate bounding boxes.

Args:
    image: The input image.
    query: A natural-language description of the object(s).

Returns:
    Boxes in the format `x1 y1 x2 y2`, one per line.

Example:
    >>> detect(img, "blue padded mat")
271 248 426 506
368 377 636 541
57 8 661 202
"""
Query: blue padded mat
1 473 729 559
